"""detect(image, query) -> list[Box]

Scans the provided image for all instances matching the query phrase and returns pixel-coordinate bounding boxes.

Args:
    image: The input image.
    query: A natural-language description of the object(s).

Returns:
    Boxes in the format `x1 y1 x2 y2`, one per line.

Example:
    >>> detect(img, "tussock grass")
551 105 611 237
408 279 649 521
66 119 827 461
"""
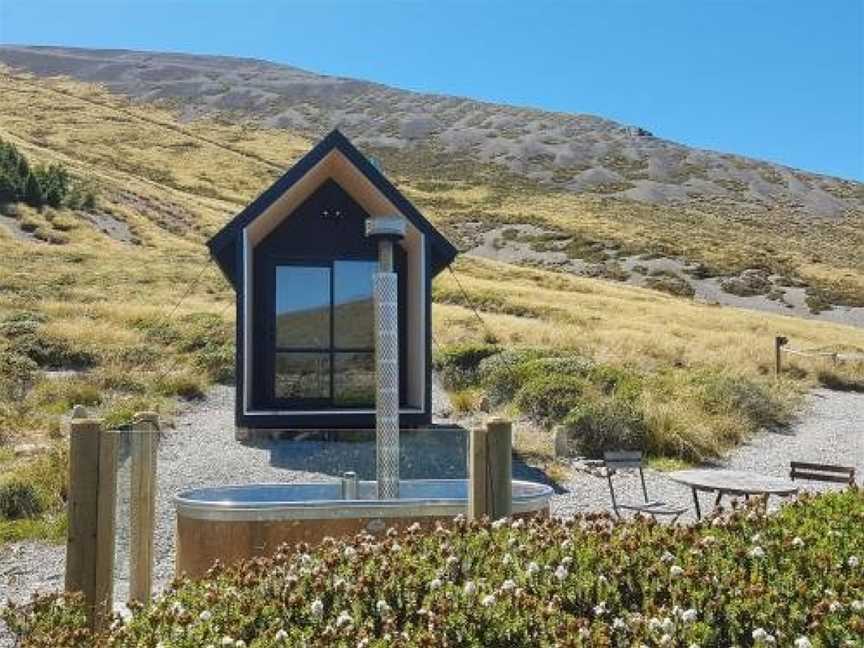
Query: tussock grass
433 256 864 460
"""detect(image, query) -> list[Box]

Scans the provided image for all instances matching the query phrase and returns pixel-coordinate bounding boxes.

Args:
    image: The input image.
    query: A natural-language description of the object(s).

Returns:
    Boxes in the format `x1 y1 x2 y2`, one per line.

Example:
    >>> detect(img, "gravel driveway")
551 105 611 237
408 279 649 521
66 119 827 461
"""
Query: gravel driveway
2 387 862 644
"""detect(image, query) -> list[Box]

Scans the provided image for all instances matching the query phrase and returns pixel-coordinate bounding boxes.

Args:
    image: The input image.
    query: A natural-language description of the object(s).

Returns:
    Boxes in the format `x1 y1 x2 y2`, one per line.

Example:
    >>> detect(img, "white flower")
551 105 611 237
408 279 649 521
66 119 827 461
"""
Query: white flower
829 601 842 613
748 546 765 559
235 642 246 648
199 610 212 621
463 581 477 596
511 518 524 529
376 600 391 616
752 628 775 644
659 634 672 645
527 561 540 575
851 600 863 612
429 578 442 590
481 594 496 607
612 617 626 631
661 551 675 563
170 601 185 615
274 629 288 642
491 518 507 529
848 555 860 568
561 539 572 549
501 579 516 591
794 638 812 648
502 554 513 565
562 556 574 566
390 543 401 553
661 617 674 633
751 533 761 543
310 599 324 620
221 638 234 647
407 522 421 532
682 608 698 624
299 553 312 565
336 611 352 628
669 565 684 578
712 517 725 527
593 601 606 616
343 546 357 559
648 617 661 631
554 565 569 581
791 536 805 548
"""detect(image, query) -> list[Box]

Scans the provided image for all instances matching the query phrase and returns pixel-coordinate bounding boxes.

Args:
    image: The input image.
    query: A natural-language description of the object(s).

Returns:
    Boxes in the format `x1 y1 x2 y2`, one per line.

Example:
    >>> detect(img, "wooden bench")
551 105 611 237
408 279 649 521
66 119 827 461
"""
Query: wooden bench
790 461 856 487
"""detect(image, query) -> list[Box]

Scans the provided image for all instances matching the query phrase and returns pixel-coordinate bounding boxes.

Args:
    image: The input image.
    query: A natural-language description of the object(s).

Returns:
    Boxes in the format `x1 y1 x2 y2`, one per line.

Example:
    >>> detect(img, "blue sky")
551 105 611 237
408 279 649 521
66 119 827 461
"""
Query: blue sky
1 1 862 180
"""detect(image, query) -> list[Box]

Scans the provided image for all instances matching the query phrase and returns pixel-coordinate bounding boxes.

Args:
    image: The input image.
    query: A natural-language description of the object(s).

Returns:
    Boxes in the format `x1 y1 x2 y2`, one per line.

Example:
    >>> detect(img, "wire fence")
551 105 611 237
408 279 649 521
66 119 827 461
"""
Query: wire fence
775 335 864 376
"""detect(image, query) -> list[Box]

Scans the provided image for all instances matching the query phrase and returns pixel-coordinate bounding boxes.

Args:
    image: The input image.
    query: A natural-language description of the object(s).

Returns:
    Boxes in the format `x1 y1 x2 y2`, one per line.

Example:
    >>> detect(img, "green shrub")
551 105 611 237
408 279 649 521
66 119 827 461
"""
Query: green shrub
28 377 103 414
477 348 554 405
514 374 587 424
563 397 647 457
0 348 38 401
0 480 44 519
1 316 96 369
0 140 95 210
644 270 695 298
433 343 500 389
154 372 205 400
694 370 785 430
817 368 864 393
103 396 164 429
5 491 862 647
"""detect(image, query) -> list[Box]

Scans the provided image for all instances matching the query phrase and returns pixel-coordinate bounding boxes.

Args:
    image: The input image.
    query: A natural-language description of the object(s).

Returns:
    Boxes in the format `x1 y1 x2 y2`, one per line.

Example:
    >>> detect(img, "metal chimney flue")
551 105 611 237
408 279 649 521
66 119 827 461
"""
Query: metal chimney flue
365 216 406 499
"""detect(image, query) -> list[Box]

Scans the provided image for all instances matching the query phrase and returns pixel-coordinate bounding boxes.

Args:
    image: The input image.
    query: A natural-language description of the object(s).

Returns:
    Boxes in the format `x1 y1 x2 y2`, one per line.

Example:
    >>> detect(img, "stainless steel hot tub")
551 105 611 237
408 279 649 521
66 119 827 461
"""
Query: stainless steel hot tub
175 479 553 578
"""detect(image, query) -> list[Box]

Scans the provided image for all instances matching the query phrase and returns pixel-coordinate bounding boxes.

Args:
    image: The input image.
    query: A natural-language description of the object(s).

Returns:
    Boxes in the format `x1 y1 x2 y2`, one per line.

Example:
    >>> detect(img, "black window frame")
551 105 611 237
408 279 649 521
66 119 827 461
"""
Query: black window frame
270 256 378 409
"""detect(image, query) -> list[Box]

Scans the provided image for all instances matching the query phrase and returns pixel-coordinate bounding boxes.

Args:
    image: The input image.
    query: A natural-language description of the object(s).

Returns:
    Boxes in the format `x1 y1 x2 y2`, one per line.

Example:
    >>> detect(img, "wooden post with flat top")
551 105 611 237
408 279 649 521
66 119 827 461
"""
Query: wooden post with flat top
129 411 159 604
468 418 512 521
774 336 788 377
65 416 117 631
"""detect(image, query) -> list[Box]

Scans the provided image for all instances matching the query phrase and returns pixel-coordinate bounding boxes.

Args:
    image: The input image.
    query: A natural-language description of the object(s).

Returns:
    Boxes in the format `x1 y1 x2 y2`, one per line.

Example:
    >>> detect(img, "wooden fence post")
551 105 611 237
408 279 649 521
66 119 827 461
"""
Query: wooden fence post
468 418 512 521
774 336 788 377
129 412 159 605
66 417 117 631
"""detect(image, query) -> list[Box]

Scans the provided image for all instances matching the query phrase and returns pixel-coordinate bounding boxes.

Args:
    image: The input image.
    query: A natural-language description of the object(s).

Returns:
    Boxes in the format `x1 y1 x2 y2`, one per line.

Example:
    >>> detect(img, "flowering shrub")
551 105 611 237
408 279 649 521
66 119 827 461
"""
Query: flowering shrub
4 490 863 647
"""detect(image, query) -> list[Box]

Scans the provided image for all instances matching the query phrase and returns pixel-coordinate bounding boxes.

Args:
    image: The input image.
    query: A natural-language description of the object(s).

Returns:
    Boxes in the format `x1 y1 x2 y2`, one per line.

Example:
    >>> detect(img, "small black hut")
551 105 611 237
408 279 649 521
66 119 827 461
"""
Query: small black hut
208 130 458 431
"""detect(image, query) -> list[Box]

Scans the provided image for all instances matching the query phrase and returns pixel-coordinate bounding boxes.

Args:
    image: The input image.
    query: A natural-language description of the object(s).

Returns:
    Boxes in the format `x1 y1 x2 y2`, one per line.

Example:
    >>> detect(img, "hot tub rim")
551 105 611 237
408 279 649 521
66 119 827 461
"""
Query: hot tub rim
175 478 553 522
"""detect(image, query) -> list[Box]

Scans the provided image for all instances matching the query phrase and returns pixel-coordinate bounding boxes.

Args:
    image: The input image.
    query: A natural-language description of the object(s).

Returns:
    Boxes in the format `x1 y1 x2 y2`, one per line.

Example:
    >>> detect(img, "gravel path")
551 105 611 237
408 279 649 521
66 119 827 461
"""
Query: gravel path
2 387 862 644
554 388 864 521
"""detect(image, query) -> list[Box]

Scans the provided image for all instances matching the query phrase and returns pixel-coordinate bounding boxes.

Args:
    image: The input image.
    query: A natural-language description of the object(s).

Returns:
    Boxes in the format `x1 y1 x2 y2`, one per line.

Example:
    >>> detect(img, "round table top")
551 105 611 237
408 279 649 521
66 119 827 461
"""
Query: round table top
667 469 799 496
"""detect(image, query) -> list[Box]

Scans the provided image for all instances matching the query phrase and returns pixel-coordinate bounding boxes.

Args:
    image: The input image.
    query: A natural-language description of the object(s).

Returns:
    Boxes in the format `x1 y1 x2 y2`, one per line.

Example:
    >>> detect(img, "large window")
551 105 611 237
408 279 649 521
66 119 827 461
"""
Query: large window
274 260 377 407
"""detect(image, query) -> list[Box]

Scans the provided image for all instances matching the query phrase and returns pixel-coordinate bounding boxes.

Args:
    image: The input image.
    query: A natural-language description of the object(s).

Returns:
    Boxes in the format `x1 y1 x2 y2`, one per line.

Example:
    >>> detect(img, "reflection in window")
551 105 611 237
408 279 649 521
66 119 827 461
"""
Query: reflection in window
275 266 330 349
334 260 377 348
275 353 331 400
334 352 375 406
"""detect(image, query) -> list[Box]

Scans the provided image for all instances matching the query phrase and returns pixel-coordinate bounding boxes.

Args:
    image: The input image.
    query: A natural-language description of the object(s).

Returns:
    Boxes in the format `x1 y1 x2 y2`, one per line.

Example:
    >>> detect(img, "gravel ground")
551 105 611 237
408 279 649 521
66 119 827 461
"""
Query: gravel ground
554 388 864 521
2 387 862 644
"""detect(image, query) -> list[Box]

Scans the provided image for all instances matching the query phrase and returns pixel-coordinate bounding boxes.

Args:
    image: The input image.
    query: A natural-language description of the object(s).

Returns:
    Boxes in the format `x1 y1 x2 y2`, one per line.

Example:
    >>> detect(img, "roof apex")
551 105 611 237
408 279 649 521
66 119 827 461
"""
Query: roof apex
207 129 457 287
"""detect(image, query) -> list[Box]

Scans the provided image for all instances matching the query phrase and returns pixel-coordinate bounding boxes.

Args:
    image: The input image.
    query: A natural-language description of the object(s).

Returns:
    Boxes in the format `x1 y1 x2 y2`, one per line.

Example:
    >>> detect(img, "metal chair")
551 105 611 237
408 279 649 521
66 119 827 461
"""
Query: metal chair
603 450 687 522
790 461 856 487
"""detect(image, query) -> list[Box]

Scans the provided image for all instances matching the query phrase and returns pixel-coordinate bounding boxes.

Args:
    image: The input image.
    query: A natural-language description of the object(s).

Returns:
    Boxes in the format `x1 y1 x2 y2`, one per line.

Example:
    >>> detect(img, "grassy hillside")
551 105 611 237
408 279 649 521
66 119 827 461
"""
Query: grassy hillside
0 69 862 540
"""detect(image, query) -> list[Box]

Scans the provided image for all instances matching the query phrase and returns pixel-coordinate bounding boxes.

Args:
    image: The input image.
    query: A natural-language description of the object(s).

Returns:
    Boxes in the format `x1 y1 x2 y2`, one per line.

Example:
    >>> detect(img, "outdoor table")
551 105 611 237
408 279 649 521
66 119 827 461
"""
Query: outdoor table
667 469 799 519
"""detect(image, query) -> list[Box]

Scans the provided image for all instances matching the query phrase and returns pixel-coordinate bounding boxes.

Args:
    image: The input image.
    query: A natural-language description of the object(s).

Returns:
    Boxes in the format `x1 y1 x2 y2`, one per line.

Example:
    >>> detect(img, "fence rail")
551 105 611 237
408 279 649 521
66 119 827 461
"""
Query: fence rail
774 336 864 376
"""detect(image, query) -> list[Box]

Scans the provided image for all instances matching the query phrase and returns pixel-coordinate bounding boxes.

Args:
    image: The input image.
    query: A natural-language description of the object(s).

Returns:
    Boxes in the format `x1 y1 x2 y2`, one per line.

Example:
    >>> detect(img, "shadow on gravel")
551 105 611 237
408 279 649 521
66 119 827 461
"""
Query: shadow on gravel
244 426 560 490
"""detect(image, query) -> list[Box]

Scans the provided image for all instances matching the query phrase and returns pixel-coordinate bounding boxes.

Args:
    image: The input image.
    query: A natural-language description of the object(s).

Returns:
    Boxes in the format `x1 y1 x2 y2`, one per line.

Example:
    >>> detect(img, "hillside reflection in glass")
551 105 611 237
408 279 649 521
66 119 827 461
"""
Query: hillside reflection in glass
274 261 377 406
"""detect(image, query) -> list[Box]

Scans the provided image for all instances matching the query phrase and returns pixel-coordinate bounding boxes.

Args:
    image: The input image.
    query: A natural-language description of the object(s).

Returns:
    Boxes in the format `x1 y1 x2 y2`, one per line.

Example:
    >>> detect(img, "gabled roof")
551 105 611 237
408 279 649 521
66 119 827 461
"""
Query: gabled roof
207 129 458 287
